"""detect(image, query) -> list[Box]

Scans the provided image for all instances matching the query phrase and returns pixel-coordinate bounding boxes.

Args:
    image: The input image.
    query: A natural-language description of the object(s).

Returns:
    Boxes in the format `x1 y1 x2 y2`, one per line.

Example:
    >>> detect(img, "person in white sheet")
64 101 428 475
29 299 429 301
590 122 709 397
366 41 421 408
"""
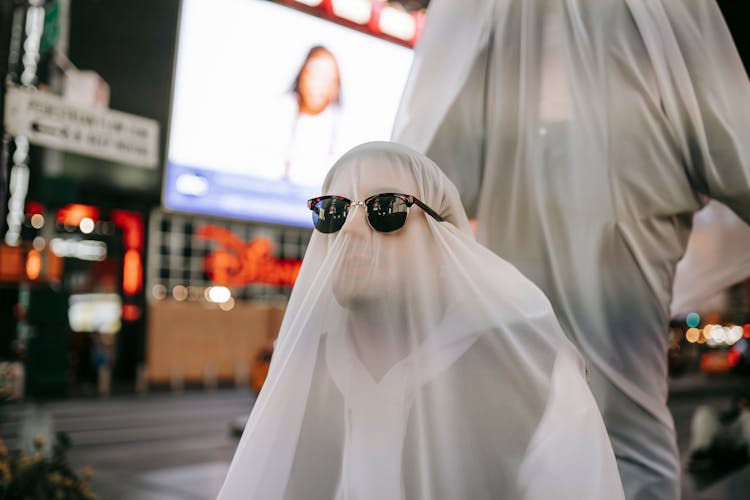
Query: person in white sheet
217 141 624 500
392 1 750 499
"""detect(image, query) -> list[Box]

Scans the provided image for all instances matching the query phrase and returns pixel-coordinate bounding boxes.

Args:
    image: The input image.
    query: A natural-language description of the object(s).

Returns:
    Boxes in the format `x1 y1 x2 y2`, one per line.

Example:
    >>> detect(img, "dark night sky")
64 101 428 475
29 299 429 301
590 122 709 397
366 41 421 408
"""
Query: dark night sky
716 0 749 77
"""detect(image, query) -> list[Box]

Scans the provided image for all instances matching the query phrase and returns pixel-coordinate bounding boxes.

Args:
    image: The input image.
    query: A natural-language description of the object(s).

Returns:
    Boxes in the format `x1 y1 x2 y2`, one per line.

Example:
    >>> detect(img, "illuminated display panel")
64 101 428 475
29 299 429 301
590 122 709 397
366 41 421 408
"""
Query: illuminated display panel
163 0 413 226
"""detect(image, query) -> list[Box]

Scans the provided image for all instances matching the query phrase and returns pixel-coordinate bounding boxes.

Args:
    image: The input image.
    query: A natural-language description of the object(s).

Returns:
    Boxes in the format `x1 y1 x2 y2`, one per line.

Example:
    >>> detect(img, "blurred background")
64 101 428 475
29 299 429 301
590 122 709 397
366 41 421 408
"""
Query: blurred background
0 1 748 499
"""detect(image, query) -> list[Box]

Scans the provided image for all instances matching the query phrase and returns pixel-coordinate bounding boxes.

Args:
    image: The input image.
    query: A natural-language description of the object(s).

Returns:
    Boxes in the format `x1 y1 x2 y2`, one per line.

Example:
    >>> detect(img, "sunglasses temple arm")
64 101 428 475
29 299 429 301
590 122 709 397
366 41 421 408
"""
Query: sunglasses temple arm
412 198 444 222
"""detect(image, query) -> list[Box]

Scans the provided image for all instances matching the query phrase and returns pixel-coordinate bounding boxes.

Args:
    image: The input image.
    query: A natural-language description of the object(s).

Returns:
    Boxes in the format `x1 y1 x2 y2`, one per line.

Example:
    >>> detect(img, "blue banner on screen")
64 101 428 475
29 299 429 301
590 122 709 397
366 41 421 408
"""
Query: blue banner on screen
163 0 414 227
165 161 316 226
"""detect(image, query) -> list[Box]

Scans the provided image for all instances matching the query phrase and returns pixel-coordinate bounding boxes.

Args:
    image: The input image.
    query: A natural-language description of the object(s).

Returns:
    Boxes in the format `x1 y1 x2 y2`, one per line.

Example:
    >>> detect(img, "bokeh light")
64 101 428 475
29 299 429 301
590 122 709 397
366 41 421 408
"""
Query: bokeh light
30 213 44 229
702 324 715 340
206 286 231 303
152 284 167 300
711 327 727 344
172 285 188 301
32 236 45 251
685 312 700 328
219 297 236 312
726 325 743 345
79 217 95 234
685 327 700 343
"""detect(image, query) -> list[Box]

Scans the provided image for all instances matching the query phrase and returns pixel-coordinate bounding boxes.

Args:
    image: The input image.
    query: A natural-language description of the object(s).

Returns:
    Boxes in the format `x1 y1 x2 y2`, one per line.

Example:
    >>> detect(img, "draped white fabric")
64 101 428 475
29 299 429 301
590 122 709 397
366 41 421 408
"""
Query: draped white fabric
217 142 624 500
392 1 750 499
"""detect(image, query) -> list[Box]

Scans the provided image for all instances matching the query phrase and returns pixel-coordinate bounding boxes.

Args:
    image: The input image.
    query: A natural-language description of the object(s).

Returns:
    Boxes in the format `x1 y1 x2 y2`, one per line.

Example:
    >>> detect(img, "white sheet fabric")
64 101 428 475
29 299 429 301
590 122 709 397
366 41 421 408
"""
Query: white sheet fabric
392 1 750 499
217 142 624 500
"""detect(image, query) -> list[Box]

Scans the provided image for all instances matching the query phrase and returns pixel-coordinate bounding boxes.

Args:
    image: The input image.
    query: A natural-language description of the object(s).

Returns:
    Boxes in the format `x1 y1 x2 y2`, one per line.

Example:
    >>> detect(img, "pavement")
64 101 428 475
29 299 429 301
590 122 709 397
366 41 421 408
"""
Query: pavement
667 373 750 500
669 372 749 399
0 373 748 499
1 390 254 500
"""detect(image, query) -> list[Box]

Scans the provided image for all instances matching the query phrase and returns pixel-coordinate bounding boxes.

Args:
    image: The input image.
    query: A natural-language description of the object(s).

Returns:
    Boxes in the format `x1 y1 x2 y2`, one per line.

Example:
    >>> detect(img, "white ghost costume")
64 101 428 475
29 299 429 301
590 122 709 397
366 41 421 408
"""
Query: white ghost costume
217 142 624 500
392 1 750 499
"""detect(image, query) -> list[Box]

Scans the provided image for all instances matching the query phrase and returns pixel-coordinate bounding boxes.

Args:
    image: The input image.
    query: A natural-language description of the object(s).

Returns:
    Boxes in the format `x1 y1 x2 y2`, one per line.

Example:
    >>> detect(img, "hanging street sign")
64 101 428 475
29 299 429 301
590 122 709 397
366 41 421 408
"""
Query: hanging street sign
3 85 160 168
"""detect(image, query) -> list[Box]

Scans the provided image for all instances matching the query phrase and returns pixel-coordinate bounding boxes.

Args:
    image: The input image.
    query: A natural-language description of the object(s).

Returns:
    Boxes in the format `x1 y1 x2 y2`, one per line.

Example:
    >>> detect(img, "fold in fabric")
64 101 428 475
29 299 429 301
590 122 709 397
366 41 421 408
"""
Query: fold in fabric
217 142 624 500
392 1 750 498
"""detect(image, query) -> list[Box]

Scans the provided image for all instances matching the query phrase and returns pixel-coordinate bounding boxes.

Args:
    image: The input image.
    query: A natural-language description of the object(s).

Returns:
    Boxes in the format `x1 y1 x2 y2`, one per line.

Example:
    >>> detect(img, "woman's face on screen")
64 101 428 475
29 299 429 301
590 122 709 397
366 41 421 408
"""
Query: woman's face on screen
298 49 339 115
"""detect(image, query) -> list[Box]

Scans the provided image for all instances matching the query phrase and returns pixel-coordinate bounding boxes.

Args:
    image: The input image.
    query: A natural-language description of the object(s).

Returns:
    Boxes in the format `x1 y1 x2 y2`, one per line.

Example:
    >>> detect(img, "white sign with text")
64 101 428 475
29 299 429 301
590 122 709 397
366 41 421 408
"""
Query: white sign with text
4 86 159 168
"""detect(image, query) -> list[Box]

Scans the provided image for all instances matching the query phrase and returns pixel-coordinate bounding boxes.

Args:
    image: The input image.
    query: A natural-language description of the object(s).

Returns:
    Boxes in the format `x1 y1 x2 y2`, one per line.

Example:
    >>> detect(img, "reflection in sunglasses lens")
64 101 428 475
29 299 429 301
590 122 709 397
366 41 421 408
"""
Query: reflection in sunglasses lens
313 198 348 233
367 195 408 233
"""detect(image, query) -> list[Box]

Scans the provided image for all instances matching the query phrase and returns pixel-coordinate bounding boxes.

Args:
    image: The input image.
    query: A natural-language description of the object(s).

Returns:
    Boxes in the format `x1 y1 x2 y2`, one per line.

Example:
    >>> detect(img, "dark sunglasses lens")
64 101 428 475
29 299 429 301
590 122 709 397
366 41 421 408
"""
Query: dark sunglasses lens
366 195 408 232
311 198 348 233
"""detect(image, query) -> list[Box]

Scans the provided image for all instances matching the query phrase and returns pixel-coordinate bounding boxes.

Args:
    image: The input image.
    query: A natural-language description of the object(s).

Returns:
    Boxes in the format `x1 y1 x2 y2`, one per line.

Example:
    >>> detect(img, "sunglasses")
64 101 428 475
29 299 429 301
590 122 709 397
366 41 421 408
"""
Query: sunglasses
307 193 443 234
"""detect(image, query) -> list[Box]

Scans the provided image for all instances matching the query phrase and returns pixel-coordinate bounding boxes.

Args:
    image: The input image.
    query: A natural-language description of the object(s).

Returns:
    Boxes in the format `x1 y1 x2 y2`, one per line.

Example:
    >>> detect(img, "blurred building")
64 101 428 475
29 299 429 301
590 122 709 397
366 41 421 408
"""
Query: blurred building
0 0 428 397
0 0 177 398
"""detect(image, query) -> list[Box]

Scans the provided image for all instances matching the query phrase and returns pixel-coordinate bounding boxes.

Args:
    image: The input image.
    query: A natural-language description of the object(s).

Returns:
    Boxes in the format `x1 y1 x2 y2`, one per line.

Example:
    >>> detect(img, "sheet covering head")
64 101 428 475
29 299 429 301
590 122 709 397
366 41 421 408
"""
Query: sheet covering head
217 142 624 500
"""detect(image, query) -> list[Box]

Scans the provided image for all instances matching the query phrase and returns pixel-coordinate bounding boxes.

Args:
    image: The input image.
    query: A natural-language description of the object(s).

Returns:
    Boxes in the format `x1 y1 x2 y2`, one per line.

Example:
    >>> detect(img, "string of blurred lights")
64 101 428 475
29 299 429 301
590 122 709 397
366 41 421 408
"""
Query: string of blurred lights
680 310 750 347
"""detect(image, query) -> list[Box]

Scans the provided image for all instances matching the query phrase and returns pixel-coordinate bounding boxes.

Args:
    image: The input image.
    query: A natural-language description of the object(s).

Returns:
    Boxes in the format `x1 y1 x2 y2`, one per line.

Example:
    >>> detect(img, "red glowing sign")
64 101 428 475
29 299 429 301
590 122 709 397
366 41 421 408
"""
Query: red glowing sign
195 225 302 288
112 210 144 252
113 210 144 295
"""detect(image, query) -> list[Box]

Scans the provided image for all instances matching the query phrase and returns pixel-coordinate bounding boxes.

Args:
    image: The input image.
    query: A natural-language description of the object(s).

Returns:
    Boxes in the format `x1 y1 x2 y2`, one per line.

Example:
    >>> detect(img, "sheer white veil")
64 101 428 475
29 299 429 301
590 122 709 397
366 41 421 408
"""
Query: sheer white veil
392 3 750 497
393 0 750 315
217 141 624 500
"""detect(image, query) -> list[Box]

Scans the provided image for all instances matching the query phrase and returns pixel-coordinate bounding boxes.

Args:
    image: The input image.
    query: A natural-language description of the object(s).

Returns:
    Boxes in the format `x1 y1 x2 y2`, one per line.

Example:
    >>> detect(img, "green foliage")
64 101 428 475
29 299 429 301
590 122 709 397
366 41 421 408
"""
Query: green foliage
0 432 96 500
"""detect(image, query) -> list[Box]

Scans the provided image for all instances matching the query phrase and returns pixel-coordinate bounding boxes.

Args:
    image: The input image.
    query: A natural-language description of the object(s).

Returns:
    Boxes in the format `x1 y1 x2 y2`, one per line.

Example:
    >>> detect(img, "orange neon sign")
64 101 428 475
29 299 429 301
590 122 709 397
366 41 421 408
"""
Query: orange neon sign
195 225 302 287
122 249 142 295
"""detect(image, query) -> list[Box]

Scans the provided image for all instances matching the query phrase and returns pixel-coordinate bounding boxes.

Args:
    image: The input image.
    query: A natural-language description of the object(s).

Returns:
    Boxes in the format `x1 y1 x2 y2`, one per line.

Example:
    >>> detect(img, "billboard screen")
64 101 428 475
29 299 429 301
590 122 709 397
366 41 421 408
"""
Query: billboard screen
163 0 414 226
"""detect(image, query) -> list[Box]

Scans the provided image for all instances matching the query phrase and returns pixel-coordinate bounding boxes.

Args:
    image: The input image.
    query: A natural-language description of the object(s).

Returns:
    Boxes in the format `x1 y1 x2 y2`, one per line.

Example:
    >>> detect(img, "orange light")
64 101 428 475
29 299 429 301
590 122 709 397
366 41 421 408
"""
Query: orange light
685 327 700 343
25 249 42 280
744 324 750 339
57 204 100 227
122 304 142 321
122 249 142 295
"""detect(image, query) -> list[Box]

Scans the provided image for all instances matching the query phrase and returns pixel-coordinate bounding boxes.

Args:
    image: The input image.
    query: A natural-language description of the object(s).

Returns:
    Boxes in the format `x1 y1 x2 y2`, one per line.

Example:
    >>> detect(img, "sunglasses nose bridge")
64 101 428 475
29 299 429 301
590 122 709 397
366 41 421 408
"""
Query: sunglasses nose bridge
340 201 370 235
